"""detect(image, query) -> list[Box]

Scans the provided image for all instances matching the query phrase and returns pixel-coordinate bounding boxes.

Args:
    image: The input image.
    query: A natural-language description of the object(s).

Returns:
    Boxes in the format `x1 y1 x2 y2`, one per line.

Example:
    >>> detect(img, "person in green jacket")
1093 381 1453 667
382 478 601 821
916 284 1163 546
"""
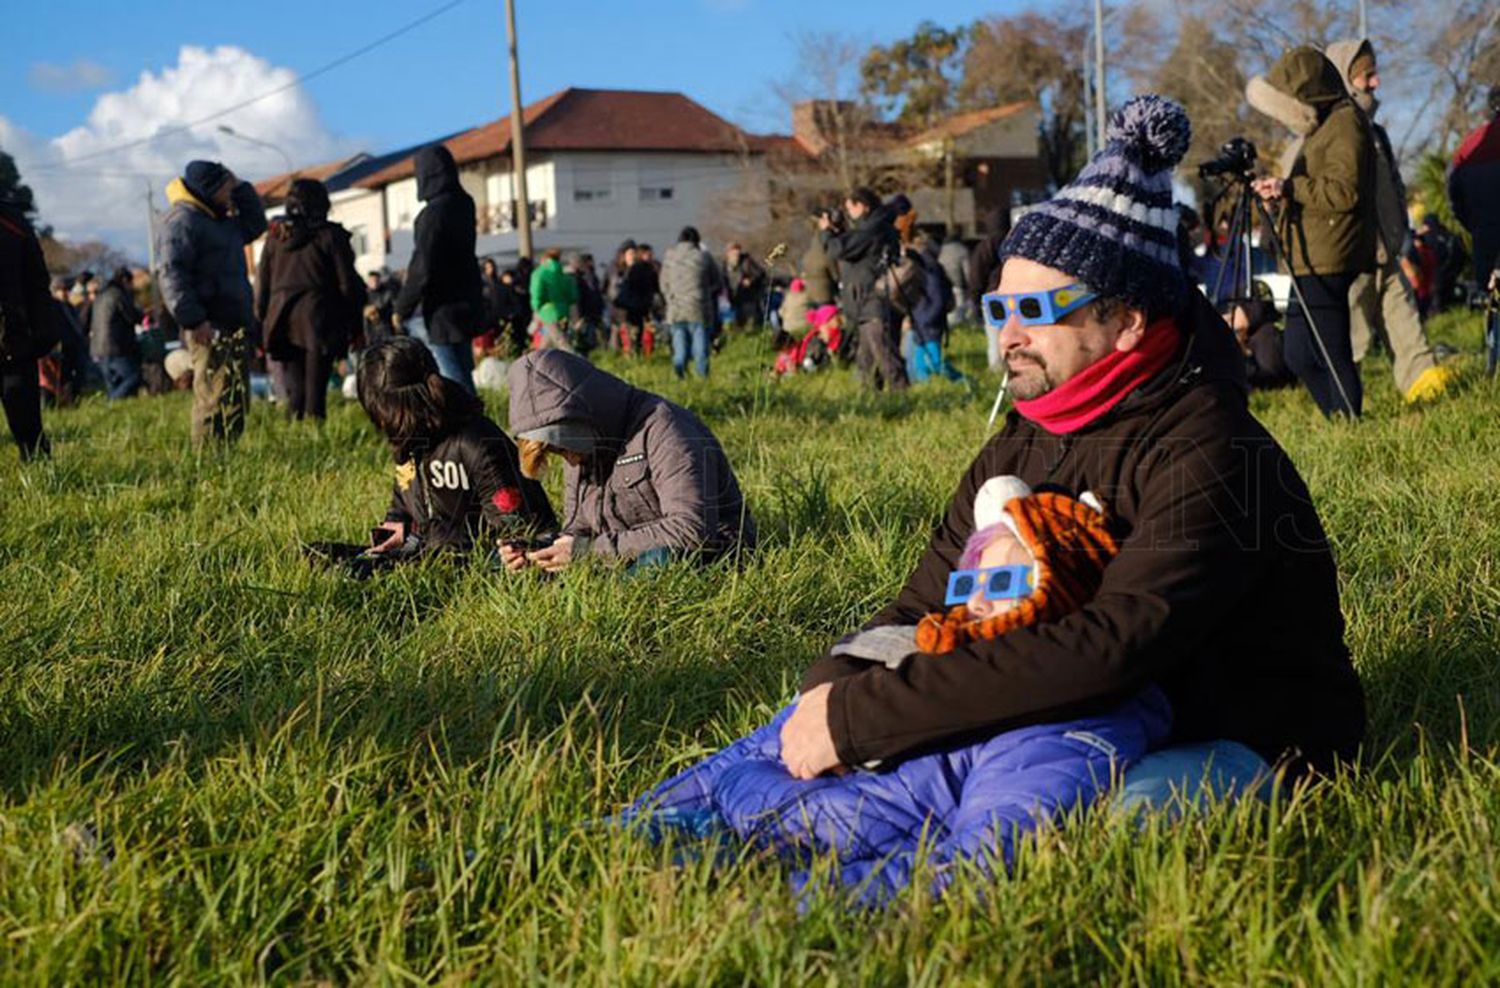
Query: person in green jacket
1246 46 1374 419
528 248 578 352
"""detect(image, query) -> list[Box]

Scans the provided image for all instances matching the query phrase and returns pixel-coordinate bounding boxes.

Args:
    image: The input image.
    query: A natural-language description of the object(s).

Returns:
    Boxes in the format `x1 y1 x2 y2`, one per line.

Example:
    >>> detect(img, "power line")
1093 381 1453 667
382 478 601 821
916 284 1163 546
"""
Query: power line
46 0 470 168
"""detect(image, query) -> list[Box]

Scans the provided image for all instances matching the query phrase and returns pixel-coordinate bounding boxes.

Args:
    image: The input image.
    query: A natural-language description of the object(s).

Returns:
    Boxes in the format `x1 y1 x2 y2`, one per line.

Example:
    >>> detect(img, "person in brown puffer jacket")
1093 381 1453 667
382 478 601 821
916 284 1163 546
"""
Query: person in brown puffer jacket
1247 46 1374 419
254 177 367 421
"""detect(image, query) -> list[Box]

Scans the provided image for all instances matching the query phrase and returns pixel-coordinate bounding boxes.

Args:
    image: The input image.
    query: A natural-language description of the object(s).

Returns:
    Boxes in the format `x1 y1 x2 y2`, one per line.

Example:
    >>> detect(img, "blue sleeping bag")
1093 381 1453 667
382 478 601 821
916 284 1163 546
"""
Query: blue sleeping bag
627 686 1173 906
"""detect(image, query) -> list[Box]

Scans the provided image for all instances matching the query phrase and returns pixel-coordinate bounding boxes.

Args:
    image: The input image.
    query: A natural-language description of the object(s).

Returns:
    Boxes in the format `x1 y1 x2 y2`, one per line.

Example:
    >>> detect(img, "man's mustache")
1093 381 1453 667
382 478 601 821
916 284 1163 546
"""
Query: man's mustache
1006 349 1048 370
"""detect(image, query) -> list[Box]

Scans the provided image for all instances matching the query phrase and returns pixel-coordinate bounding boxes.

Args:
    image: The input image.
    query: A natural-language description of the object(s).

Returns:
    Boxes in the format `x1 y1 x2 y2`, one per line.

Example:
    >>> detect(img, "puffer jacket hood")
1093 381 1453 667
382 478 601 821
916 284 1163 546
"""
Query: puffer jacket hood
1267 46 1346 106
507 350 640 445
414 145 462 202
165 177 216 217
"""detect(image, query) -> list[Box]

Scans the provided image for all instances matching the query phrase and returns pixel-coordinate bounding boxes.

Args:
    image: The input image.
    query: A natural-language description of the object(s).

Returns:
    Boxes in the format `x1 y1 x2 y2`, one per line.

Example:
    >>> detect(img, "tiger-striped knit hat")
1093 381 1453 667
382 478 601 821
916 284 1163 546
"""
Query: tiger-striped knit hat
915 477 1120 655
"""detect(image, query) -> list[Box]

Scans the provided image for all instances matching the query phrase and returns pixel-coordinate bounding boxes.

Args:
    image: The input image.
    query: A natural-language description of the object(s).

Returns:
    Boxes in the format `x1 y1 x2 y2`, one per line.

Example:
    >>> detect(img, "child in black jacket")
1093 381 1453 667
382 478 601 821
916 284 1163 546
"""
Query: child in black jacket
348 337 556 564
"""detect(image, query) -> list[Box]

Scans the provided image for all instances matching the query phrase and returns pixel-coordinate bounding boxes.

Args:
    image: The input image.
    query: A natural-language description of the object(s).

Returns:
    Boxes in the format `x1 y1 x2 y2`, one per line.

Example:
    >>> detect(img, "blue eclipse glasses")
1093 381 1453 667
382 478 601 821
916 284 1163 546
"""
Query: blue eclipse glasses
981 283 1098 329
945 565 1034 606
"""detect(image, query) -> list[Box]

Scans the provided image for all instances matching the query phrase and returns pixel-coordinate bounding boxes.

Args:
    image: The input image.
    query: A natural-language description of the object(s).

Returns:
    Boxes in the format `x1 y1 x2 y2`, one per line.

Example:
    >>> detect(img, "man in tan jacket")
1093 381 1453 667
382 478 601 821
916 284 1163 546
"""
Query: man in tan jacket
1325 38 1454 404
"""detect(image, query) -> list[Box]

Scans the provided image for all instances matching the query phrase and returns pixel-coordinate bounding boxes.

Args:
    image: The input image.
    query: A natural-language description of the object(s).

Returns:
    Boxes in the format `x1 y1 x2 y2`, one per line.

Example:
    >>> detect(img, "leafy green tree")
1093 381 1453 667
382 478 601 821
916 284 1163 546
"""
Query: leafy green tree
0 150 37 219
860 21 967 128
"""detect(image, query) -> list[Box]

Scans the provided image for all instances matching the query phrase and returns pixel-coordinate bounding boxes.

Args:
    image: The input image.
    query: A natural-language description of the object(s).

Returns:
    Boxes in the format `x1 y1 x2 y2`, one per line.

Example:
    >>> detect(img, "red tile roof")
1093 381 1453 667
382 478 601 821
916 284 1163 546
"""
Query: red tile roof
356 88 756 189
902 101 1033 147
254 155 365 204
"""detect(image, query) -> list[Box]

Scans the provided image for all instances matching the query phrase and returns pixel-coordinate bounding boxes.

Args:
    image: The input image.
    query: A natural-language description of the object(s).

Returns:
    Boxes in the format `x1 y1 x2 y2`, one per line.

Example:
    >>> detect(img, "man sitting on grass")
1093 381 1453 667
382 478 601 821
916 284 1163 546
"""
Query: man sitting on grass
783 95 1365 810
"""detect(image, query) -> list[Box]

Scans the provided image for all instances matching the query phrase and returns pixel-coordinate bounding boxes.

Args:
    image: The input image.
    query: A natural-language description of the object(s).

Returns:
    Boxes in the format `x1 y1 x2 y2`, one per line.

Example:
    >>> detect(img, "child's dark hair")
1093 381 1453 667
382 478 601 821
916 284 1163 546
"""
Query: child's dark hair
356 337 483 457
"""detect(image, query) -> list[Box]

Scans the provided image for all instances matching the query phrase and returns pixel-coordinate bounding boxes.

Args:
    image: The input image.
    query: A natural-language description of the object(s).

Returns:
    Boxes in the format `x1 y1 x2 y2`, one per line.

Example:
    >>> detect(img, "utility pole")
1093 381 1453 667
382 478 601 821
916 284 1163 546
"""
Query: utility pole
943 137 956 235
1093 0 1107 150
505 0 532 260
1358 0 1367 37
144 179 157 272
1082 32 1095 159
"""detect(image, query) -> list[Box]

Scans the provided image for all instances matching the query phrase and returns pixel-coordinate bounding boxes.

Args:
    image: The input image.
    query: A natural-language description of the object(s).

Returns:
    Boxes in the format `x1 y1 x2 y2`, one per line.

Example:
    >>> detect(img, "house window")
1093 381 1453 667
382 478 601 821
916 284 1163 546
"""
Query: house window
574 187 612 203
639 186 674 203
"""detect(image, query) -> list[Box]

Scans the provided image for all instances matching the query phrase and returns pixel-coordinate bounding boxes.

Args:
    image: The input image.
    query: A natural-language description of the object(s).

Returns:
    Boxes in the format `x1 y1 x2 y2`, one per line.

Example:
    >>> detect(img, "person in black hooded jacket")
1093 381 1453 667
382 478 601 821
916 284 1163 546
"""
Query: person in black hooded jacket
357 337 555 558
255 178 367 420
393 145 483 392
968 207 1011 370
0 201 55 460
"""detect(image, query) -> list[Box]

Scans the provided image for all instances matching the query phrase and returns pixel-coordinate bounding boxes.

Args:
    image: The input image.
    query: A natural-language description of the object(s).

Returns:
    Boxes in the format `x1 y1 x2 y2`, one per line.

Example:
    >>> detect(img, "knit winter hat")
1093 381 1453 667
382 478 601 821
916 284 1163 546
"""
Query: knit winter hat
916 480 1120 655
808 304 840 327
999 94 1192 317
183 160 230 201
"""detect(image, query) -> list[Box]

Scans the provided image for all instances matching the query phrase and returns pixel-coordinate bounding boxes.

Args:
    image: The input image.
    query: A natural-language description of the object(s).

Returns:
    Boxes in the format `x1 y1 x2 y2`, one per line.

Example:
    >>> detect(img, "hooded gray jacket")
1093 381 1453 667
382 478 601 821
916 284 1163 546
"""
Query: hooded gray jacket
507 351 755 561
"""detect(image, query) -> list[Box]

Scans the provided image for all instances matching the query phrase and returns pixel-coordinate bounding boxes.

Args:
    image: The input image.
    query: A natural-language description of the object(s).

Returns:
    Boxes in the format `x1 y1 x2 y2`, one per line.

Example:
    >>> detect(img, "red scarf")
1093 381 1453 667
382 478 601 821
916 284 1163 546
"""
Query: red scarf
1012 317 1183 434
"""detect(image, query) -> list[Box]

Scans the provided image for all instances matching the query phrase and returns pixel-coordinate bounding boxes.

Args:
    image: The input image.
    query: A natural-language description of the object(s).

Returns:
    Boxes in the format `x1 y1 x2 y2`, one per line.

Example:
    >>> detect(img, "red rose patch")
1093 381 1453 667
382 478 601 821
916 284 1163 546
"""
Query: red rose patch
493 487 523 513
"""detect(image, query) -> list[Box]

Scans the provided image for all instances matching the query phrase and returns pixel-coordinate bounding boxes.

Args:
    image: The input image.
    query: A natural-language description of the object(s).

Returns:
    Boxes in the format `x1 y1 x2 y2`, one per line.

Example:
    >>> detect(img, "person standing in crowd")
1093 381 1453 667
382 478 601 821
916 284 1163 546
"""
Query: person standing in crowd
1248 46 1373 419
617 243 658 356
479 257 507 345
528 247 578 352
908 233 965 384
392 145 483 392
820 187 908 392
569 252 605 354
1449 86 1500 290
968 207 1011 370
363 270 399 348
661 226 718 379
721 242 768 332
156 159 268 445
800 212 840 306
254 177 367 422
938 228 971 323
89 266 143 399
502 350 755 573
49 276 97 396
0 199 55 460
1325 38 1453 404
603 239 635 352
1225 298 1297 390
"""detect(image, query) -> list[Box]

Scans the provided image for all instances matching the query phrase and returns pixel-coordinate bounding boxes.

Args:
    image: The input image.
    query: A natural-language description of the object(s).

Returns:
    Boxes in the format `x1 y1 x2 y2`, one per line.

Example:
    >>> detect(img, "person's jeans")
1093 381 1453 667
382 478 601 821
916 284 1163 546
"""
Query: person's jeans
100 355 142 399
428 342 475 394
909 339 965 383
1114 739 1275 821
670 321 710 378
1 358 49 461
1284 272 1361 419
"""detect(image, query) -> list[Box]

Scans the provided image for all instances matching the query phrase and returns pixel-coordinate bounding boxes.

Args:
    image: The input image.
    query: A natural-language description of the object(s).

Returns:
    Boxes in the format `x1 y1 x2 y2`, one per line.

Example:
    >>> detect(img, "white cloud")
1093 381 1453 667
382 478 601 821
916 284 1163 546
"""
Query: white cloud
1 45 354 258
28 59 115 93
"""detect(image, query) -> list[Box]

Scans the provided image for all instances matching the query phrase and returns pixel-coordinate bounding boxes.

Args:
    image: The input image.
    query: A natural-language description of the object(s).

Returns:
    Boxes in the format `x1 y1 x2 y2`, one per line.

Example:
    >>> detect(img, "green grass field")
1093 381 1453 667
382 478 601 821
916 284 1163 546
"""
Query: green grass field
2 313 1498 984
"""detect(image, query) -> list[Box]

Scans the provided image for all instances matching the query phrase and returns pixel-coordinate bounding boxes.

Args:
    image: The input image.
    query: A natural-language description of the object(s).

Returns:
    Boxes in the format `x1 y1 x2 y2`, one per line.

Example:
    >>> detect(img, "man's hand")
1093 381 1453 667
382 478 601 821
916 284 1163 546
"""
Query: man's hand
390 312 404 332
780 683 843 780
1251 176 1285 202
527 534 576 573
371 520 406 554
497 540 531 572
188 322 215 346
816 214 832 232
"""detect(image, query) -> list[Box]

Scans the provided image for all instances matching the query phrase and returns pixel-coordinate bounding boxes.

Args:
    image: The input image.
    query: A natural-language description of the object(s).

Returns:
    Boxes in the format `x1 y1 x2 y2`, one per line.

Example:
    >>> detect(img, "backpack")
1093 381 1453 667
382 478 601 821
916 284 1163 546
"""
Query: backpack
874 247 927 315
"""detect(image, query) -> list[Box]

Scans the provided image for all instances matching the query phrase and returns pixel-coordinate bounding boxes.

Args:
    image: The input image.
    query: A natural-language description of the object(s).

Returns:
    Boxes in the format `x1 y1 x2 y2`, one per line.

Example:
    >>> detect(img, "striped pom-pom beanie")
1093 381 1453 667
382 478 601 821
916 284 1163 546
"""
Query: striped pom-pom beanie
1000 94 1191 316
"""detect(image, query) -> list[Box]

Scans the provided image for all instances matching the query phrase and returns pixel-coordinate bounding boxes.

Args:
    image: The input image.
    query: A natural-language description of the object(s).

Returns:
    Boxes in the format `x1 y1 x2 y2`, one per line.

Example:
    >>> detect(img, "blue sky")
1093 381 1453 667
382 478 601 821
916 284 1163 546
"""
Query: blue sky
8 0 1011 162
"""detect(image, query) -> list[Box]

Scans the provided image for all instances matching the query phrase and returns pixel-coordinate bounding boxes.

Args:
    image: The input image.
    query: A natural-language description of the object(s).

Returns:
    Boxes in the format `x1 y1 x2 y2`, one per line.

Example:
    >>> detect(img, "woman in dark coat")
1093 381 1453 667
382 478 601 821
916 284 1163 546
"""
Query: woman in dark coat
255 178 367 420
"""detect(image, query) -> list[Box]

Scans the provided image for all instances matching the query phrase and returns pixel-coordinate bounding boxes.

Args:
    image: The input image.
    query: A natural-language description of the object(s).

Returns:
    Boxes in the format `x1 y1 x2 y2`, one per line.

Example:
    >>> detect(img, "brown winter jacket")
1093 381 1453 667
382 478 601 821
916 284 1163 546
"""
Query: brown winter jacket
506 350 756 562
803 290 1366 777
1246 47 1375 277
799 234 839 306
254 219 368 359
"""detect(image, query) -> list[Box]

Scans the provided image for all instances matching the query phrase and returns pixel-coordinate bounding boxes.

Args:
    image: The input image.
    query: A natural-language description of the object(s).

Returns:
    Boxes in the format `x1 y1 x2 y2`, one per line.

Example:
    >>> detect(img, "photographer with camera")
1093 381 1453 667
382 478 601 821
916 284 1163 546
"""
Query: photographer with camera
1247 46 1374 419
819 188 908 392
1326 39 1453 404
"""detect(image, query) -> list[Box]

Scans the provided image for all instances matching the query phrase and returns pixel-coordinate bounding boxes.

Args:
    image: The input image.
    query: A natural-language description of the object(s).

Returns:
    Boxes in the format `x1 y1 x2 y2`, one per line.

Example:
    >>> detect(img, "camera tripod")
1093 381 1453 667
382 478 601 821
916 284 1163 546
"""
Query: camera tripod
1207 173 1359 418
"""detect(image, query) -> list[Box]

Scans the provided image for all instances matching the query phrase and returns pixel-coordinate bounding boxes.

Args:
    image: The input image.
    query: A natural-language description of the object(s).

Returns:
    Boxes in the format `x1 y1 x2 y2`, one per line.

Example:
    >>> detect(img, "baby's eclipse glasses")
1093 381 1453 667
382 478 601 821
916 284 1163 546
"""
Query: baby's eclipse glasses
981 283 1097 329
945 565 1034 606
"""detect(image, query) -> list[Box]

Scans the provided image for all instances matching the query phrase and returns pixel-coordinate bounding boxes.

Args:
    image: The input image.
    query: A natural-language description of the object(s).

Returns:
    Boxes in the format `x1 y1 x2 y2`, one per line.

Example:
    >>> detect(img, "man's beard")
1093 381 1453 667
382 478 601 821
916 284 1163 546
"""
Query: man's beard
1006 349 1056 400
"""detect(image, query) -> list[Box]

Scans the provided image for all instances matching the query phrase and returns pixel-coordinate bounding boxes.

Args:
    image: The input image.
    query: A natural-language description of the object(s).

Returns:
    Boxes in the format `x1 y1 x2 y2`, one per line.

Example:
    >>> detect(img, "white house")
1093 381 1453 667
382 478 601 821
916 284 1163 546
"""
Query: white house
352 87 769 270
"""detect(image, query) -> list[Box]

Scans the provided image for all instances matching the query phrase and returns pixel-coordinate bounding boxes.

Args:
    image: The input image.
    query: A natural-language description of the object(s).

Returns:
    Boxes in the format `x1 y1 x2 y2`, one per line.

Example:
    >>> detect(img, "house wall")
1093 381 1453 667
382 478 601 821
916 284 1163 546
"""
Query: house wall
381 150 767 270
330 189 387 276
